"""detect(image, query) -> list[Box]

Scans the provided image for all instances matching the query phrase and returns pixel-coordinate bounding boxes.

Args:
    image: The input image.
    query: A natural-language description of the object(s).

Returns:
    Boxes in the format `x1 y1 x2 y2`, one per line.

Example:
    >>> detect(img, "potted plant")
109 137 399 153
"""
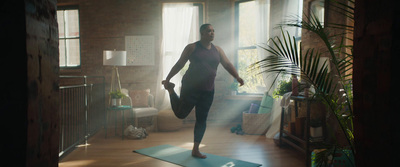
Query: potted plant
229 82 239 95
109 90 126 106
251 0 355 166
273 77 292 98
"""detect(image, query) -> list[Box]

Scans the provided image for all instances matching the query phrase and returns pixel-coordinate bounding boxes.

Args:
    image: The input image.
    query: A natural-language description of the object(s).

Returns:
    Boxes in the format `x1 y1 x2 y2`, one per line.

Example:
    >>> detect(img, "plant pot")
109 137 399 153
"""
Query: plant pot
111 98 122 106
310 126 323 138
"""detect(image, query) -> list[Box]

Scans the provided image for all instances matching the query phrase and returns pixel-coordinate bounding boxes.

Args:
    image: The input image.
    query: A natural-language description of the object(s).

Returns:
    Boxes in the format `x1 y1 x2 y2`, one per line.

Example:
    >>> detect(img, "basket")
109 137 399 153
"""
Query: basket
242 111 271 135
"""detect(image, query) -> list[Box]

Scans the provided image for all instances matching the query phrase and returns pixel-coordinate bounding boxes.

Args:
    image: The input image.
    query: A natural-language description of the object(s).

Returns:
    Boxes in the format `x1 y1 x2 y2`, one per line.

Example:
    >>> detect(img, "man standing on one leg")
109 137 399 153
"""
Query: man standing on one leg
162 24 244 159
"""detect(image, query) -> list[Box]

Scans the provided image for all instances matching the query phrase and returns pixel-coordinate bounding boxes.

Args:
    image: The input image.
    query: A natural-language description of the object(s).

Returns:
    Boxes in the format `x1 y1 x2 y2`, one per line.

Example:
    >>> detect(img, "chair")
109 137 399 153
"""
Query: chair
121 88 159 131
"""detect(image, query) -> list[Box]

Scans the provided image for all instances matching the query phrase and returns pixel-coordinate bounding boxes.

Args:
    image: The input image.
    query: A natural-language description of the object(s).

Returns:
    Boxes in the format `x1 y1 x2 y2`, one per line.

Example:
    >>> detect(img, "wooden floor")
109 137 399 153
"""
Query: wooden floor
59 123 306 167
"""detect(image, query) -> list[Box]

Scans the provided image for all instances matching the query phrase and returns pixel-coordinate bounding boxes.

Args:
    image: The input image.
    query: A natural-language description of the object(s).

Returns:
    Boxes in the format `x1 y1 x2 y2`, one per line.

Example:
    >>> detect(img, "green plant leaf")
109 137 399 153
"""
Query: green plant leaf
250 1 355 165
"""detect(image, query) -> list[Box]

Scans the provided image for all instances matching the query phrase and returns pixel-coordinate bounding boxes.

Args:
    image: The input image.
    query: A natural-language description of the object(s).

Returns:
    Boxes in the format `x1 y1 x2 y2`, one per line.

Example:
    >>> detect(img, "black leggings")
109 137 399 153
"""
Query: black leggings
169 87 214 143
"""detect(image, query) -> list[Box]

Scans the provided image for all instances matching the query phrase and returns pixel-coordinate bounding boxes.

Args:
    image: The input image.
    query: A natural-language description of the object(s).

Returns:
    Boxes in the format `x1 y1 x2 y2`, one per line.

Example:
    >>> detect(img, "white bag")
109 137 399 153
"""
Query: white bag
124 125 148 139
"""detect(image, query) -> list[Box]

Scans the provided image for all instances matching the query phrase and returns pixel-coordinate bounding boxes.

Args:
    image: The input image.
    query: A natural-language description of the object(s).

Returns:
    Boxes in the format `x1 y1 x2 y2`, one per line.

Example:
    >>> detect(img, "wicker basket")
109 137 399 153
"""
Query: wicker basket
242 112 271 135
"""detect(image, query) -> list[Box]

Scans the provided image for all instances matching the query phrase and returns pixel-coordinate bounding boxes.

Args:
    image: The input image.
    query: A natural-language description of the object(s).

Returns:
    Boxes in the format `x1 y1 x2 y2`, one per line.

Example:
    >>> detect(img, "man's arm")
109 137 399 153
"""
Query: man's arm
216 46 244 86
164 43 195 82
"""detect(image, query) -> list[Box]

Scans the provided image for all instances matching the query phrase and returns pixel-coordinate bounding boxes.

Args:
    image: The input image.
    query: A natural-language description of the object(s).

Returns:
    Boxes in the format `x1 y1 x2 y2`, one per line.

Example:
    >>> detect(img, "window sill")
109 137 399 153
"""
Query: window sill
225 94 263 101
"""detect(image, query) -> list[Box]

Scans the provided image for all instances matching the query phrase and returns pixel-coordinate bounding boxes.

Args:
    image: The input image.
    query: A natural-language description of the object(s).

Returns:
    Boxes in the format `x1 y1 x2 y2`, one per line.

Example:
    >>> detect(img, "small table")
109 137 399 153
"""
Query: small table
106 105 132 140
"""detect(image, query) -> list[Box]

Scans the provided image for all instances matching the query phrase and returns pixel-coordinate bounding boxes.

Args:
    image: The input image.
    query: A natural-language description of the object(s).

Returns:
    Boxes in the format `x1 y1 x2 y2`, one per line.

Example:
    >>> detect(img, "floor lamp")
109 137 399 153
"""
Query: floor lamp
103 50 127 106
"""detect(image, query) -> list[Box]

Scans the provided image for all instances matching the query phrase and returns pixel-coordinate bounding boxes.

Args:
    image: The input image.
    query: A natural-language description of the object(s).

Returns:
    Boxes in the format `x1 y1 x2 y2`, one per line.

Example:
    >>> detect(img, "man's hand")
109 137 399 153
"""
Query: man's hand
236 77 244 86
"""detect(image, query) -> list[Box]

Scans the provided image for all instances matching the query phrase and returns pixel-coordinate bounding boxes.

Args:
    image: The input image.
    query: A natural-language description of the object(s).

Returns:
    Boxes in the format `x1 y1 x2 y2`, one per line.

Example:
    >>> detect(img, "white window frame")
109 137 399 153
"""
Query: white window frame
57 6 81 68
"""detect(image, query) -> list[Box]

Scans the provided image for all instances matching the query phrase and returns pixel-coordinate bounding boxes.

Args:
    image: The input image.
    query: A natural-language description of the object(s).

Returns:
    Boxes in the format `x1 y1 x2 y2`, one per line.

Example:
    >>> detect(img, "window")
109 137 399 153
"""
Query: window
57 6 81 68
310 0 325 27
162 3 204 89
235 0 265 94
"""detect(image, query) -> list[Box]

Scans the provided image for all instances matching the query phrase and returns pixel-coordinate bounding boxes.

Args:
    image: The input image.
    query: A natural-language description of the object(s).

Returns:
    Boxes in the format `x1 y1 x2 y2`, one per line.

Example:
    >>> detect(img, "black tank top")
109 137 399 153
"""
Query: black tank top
182 41 220 91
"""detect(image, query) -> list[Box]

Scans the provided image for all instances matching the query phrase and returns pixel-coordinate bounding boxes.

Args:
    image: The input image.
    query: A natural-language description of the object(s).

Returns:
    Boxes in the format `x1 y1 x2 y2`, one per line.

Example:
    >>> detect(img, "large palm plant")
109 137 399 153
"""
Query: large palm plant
252 0 355 166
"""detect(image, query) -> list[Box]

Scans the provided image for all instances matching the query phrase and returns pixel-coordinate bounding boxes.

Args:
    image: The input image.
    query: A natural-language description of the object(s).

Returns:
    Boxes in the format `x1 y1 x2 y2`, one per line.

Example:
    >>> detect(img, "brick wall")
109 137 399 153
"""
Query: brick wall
301 0 350 66
57 0 235 99
301 0 348 55
57 0 237 120
58 0 161 92
301 0 353 145
55 0 355 122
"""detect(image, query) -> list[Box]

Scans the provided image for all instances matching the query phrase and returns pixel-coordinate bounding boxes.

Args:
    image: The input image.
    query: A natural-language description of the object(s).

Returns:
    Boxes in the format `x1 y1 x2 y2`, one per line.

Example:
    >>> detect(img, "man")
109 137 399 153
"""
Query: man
162 24 244 158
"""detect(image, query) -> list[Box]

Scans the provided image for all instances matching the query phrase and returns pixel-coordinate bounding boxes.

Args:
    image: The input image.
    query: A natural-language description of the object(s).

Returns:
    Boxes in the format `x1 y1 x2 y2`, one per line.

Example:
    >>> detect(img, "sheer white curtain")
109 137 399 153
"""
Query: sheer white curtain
156 3 199 110
256 0 271 88
256 0 280 139
256 0 302 138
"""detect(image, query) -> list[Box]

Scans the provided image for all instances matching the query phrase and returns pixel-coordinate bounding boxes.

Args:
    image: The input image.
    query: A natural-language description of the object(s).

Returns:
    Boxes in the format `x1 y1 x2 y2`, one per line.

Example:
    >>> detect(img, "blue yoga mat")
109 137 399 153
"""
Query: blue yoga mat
134 145 262 167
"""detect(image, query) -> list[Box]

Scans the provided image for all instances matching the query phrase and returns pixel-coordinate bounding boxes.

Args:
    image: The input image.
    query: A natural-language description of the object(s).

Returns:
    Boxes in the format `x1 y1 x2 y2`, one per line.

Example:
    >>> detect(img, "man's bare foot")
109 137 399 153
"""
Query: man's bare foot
192 150 207 159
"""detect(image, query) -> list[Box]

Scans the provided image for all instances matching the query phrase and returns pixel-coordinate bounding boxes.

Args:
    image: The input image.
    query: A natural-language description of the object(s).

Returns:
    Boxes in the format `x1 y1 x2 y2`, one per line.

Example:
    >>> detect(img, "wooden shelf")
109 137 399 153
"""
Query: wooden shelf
279 96 323 167
282 130 306 145
281 137 306 154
